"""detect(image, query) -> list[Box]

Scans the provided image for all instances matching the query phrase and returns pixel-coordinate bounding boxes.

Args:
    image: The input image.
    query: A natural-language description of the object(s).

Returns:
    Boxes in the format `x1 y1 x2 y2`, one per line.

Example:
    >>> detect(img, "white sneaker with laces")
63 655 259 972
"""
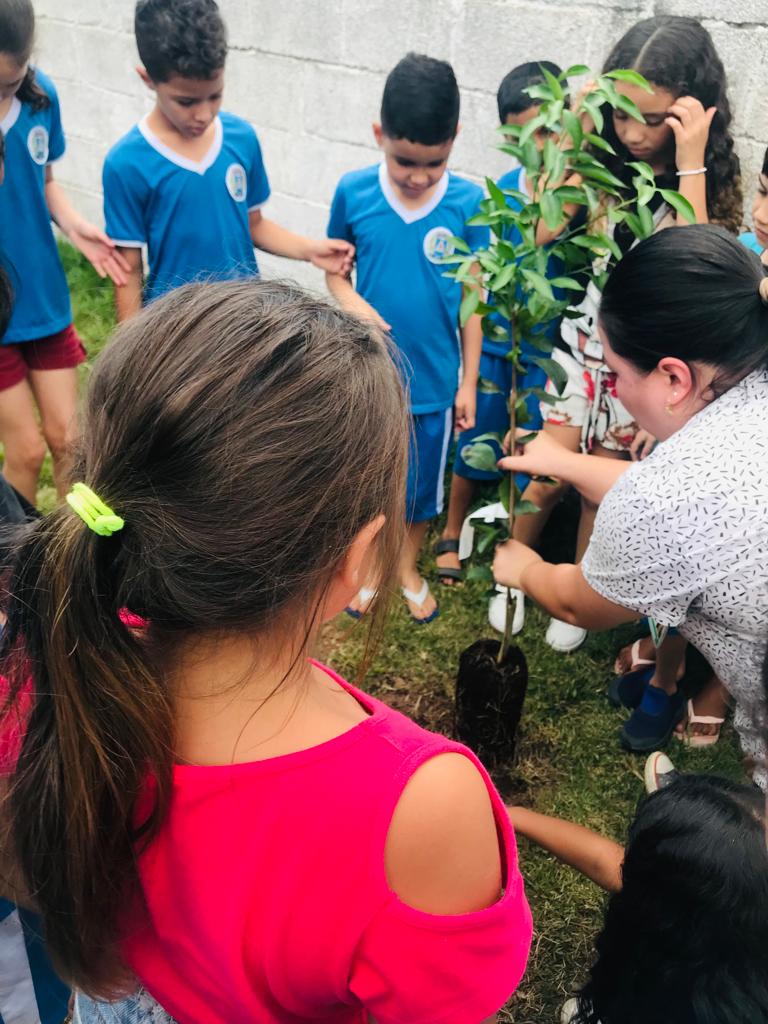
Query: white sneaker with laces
545 617 587 653
488 585 524 635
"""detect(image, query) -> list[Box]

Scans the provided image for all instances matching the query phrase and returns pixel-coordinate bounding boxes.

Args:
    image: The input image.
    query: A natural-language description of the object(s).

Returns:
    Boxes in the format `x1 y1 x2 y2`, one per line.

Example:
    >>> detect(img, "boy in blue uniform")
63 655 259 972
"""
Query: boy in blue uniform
104 0 354 320
327 53 486 622
435 62 564 632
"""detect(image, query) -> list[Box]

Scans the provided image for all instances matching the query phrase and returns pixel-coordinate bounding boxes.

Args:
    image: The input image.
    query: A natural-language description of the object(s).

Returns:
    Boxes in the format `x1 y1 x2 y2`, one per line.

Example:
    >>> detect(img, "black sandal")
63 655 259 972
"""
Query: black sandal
434 538 463 585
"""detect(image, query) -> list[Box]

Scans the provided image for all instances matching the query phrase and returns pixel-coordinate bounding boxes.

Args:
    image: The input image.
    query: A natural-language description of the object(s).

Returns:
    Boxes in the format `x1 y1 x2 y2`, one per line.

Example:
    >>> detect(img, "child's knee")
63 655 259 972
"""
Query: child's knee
43 421 76 463
6 434 47 475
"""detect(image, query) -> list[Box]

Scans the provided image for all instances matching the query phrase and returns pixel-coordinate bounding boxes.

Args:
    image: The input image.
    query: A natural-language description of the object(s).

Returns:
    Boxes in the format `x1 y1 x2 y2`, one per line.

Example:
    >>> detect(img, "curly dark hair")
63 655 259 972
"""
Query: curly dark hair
134 0 227 82
0 0 50 111
599 15 743 234
572 775 768 1024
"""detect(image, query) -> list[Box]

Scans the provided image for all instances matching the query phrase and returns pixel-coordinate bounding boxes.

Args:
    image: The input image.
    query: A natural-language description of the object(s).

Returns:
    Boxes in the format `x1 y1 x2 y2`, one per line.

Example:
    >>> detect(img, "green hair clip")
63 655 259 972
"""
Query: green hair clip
66 482 125 537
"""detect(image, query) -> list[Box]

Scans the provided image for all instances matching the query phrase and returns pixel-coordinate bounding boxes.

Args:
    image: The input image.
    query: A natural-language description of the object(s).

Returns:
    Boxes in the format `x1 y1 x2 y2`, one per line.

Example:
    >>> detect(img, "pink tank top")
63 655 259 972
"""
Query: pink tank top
121 662 532 1023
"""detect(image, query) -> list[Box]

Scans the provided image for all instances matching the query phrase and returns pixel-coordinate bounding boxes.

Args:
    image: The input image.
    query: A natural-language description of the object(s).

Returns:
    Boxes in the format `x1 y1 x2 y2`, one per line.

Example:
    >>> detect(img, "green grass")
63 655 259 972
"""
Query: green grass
59 244 747 1023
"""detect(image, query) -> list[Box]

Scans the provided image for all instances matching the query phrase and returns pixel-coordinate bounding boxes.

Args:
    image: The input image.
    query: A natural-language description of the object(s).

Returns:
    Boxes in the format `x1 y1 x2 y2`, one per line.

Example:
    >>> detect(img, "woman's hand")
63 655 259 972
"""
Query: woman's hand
67 220 131 286
666 96 716 171
498 428 571 479
492 538 543 590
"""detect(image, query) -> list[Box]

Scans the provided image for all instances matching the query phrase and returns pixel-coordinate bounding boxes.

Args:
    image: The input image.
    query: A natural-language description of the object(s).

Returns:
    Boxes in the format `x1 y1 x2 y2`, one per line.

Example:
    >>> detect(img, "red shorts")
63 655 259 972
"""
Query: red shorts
0 324 87 391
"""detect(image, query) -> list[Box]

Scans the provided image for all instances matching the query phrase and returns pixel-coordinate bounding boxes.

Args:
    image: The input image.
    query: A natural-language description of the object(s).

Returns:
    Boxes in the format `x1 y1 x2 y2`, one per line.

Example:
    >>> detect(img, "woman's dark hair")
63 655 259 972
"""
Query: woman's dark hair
0 279 408 993
135 0 227 82
600 224 768 395
380 52 459 145
574 774 768 1024
0 0 49 111
496 60 563 122
600 15 742 233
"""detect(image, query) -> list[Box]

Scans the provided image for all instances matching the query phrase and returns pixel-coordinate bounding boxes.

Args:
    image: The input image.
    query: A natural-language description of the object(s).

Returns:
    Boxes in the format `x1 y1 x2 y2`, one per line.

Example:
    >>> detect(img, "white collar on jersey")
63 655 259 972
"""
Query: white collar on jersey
378 161 450 224
0 97 21 136
138 114 224 175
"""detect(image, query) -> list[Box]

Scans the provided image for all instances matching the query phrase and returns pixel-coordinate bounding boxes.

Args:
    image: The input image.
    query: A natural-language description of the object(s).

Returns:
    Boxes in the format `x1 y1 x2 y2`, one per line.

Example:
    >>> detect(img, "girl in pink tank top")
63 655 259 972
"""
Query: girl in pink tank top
0 279 532 1024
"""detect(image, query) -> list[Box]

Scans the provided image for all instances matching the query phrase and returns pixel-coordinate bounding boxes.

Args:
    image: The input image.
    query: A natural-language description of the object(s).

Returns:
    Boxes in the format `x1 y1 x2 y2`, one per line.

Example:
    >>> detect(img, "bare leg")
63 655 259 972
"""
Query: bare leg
674 673 729 740
647 632 688 695
513 422 582 548
29 367 79 497
575 441 629 561
400 518 437 621
436 473 475 583
0 378 48 503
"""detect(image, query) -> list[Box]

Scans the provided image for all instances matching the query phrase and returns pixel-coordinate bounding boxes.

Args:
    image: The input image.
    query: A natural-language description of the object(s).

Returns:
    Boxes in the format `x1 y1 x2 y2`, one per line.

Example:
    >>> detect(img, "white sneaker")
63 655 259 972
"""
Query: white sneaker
488 586 524 635
545 617 587 653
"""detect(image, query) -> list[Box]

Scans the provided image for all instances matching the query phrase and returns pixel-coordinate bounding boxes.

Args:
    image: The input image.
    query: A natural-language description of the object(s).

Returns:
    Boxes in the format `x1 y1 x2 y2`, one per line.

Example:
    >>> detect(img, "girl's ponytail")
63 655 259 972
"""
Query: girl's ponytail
3 500 174 993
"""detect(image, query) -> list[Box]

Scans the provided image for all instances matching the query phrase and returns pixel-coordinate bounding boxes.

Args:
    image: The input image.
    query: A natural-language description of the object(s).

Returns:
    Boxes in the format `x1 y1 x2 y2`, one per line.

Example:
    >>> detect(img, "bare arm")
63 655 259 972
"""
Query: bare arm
249 210 354 275
508 806 623 892
113 247 143 323
455 262 483 431
325 271 391 331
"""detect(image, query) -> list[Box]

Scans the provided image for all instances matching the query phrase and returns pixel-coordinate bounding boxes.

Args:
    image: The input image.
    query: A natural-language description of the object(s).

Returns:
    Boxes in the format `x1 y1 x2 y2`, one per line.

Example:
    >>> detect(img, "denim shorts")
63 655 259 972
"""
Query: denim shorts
74 990 176 1024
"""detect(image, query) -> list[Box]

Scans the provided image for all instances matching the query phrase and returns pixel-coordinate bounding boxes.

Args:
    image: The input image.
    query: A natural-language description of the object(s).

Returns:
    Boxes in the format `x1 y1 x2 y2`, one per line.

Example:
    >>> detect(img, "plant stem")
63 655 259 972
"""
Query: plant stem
498 358 518 664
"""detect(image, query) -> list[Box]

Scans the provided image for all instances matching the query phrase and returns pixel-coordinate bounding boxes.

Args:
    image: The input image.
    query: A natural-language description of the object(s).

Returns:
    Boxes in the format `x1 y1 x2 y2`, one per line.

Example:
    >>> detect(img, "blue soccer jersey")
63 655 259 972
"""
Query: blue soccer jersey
103 112 270 302
0 69 72 344
327 164 488 414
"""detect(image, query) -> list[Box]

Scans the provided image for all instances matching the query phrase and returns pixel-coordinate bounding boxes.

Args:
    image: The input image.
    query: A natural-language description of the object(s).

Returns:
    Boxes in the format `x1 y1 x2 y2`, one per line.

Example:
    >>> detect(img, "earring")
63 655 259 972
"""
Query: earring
665 403 676 416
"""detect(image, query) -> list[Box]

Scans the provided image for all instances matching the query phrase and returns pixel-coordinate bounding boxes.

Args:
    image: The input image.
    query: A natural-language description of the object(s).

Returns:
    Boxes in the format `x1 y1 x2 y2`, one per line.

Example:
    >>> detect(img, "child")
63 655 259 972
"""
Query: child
514 15 742 654
326 52 486 622
0 279 532 1023
103 0 354 320
435 61 562 636
740 145 768 261
0 0 129 504
509 770 768 1023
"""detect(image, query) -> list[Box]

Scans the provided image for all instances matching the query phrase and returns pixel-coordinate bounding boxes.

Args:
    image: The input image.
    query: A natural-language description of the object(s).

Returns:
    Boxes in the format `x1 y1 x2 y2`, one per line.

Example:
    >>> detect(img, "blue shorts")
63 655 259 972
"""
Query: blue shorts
0 900 70 1024
407 407 453 523
453 350 547 490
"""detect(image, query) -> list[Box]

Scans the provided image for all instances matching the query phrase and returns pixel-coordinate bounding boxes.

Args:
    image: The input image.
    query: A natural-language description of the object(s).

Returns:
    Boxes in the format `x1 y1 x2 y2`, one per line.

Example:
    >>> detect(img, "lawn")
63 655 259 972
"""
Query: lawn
57 245 747 1022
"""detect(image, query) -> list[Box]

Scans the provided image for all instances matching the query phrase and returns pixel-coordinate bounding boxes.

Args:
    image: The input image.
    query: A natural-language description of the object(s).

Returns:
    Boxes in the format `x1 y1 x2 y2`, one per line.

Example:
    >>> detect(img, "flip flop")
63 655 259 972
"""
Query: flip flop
434 538 463 585
402 578 440 625
613 638 655 675
674 698 725 748
344 586 378 620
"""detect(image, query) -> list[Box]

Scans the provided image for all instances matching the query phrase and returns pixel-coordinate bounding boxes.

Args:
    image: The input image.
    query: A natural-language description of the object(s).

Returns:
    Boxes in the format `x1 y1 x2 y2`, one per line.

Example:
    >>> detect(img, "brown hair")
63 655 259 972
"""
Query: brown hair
0 279 408 993
0 0 51 112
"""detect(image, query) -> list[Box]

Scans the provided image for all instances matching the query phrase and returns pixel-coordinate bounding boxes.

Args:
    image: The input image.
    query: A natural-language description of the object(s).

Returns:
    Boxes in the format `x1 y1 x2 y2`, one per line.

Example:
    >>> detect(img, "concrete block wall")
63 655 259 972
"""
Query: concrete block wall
33 0 768 293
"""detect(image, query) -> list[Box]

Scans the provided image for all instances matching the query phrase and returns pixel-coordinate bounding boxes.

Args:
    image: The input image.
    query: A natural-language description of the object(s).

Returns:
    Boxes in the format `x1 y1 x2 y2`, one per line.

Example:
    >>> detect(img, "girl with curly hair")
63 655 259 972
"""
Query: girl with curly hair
514 15 743 661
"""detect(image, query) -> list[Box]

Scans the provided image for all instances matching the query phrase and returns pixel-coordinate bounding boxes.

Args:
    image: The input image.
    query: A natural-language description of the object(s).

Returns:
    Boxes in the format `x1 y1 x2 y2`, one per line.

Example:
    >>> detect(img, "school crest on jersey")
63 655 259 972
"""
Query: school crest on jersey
423 226 455 264
225 163 247 202
27 126 49 165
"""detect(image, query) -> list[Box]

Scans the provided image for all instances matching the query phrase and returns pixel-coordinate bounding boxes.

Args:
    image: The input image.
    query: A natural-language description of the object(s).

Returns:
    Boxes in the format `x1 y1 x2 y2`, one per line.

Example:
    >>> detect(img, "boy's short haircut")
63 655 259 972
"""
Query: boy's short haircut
380 53 460 145
135 0 227 82
497 61 563 122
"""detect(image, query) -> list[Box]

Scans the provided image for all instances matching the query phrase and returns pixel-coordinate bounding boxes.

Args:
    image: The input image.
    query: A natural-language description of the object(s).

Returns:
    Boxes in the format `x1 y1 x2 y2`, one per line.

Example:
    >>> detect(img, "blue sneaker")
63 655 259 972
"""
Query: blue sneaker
620 683 687 753
608 664 654 709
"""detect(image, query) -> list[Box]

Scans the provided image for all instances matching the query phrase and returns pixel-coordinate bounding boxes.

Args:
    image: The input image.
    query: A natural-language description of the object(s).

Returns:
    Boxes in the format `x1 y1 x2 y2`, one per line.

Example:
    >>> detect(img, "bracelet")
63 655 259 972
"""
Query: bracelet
676 167 707 177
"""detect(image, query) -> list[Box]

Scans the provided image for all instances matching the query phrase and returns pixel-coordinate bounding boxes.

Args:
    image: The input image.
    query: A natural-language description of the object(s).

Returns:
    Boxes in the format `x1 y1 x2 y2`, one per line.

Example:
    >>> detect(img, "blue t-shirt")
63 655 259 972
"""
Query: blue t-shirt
103 112 270 302
327 164 487 414
0 69 72 343
740 231 763 256
484 166 563 360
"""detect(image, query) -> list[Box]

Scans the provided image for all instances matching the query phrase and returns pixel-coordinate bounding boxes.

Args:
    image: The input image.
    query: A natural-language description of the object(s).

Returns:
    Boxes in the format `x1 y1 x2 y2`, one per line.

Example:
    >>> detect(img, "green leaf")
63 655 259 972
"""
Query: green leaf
580 98 604 134
578 164 625 190
477 377 503 396
549 275 584 291
514 499 541 516
561 108 583 151
602 68 653 92
659 188 696 225
541 63 564 100
531 387 559 405
459 288 480 325
521 268 555 301
613 92 645 122
519 113 547 147
637 203 654 238
466 564 494 583
472 431 503 444
460 441 499 473
486 176 507 210
636 182 655 207
539 190 563 230
562 63 591 78
516 431 539 445
627 160 656 183
490 262 517 292
446 235 470 254
585 132 616 155
530 355 568 394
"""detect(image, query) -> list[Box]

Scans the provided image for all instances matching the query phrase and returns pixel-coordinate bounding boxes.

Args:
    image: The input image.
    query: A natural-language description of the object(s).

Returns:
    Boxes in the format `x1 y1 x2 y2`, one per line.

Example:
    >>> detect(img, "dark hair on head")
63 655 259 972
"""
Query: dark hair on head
135 0 227 82
600 15 742 233
496 60 563 122
0 279 408 993
380 52 459 145
599 224 768 397
573 774 768 1024
0 0 50 111
762 146 768 179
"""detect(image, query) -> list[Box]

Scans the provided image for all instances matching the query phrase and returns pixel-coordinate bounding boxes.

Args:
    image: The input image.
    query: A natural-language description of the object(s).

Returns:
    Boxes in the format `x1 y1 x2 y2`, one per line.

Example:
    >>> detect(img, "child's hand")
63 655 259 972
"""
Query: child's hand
308 239 355 276
666 96 716 171
629 429 656 461
454 383 476 431
67 220 131 286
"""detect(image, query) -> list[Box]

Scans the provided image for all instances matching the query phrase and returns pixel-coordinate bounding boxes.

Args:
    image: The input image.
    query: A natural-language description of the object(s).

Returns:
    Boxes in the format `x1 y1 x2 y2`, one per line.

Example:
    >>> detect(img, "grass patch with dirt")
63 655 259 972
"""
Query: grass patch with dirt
58 245 747 1023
